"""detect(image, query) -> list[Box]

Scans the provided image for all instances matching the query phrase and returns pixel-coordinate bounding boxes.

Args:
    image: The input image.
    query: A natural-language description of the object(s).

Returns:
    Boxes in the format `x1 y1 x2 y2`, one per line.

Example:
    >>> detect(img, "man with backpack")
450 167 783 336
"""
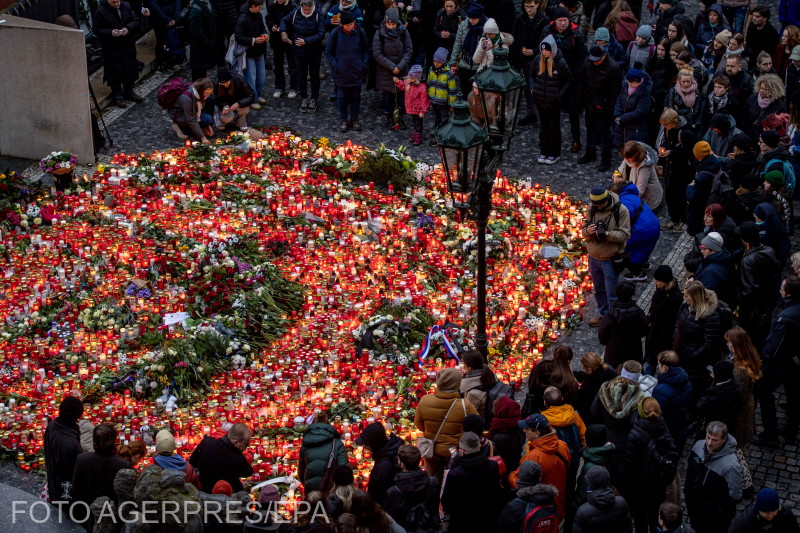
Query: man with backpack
572 466 633 533
325 10 370 132
497 461 560 533
684 421 743 533
384 444 440 533
511 413 571 521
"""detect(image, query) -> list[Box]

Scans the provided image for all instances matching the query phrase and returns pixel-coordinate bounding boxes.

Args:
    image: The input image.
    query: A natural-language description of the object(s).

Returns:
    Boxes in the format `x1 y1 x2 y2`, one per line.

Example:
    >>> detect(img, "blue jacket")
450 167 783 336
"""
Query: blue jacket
325 2 363 30
613 72 652 148
146 0 181 24
652 366 693 451
762 298 800 373
325 25 370 87
693 248 735 304
617 182 659 265
694 4 730 51
780 0 800 28
280 6 326 56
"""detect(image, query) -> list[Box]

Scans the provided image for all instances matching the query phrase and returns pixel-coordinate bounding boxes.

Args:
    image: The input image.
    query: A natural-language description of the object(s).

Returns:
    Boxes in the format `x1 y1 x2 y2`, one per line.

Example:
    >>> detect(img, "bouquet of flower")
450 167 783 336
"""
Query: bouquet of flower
352 302 435 365
39 152 78 174
78 300 137 331
355 145 421 190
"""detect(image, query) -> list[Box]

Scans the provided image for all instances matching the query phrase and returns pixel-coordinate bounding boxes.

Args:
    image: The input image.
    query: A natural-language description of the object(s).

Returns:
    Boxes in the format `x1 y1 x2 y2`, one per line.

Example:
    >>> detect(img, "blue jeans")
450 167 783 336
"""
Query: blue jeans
724 5 748 34
245 56 266 100
589 255 620 316
337 86 361 120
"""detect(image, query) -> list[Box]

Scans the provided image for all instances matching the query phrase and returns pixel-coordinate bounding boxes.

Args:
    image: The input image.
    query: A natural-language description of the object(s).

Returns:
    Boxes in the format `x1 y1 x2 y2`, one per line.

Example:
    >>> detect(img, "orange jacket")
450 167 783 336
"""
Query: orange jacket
541 404 587 447
508 432 571 520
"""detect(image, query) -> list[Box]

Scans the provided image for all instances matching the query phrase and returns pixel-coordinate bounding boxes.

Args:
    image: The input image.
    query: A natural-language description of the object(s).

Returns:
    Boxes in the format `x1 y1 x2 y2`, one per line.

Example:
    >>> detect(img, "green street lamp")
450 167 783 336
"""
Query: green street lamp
433 47 525 361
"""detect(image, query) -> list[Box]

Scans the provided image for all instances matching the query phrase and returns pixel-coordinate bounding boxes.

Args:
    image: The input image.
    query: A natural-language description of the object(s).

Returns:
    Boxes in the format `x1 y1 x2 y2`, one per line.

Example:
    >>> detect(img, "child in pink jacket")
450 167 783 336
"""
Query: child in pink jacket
394 64 430 145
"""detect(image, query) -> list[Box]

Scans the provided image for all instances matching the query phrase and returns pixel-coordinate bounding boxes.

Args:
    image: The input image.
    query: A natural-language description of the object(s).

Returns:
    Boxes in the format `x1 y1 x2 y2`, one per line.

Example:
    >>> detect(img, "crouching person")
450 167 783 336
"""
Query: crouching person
214 67 254 132
171 77 215 143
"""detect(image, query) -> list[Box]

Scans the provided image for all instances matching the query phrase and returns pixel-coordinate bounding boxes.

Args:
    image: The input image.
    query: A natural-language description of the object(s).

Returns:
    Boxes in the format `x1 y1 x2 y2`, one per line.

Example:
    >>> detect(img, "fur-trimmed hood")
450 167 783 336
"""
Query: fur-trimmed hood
598 378 644 419
517 482 559 504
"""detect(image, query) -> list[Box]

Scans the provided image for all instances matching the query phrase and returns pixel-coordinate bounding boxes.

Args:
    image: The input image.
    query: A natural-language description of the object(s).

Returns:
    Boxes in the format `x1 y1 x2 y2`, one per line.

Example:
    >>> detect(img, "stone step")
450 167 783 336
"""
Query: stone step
0 483 84 532
89 29 158 111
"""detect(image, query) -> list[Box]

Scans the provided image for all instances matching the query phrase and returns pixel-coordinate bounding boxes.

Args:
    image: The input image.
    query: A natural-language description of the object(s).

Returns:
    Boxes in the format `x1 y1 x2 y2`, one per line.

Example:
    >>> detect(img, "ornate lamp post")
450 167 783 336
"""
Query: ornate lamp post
434 47 525 360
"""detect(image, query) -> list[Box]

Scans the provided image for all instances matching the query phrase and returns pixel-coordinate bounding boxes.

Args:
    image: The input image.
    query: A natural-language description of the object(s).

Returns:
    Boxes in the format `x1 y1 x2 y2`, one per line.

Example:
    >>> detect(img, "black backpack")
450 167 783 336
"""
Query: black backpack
401 478 436 533
643 430 678 488
471 379 514 428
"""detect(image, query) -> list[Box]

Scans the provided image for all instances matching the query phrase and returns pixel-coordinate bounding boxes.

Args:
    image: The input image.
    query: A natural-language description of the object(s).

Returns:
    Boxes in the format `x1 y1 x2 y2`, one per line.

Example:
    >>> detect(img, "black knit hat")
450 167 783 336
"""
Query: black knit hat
355 421 388 449
585 424 607 447
760 129 781 149
653 265 674 283
333 465 354 486
463 414 485 435
709 114 730 135
553 6 570 20
217 67 233 83
59 396 84 422
730 133 752 151
713 360 734 383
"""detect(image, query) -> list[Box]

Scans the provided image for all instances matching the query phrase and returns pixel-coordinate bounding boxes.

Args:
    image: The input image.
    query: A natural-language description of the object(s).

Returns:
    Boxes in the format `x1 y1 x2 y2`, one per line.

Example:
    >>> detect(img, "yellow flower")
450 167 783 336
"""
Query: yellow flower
0 174 5 180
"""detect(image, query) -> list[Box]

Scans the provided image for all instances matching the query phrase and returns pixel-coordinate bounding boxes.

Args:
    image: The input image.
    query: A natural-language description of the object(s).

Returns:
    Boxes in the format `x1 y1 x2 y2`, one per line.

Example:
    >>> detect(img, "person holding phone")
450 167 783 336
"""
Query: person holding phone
235 0 269 109
93 0 143 107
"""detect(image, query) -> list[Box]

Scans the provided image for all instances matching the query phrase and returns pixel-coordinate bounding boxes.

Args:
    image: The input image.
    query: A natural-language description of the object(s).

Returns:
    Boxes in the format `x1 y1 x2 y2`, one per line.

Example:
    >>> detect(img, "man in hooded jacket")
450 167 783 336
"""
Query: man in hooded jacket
355 421 404 506
573 466 633 532
497 461 560 532
44 396 84 503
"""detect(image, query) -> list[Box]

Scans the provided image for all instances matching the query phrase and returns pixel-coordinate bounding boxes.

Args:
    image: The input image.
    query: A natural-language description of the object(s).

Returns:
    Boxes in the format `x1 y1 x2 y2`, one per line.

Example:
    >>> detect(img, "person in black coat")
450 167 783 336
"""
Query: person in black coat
213 67 255 130
211 0 244 57
384 444 441 531
745 6 780 66
189 0 219 80
325 11 371 130
280 0 326 110
743 73 788 141
189 422 254 492
93 0 142 107
497 461 559 532
441 432 501 533
754 275 800 447
147 0 182 70
729 487 800 533
598 280 648 369
673 280 724 404
725 55 755 125
724 134 759 192
510 0 549 126
652 351 693 452
696 360 740 432
686 144 721 236
736 221 780 349
355 422 403 507
266 0 298 98
691 231 736 306
645 266 683 374
620 398 676 533
577 46 621 169
235 0 269 101
613 68 653 149
573 466 633 533
43 397 84 503
432 0 463 54
647 40 678 143
486 395 525 487
531 34 571 163
575 352 618 426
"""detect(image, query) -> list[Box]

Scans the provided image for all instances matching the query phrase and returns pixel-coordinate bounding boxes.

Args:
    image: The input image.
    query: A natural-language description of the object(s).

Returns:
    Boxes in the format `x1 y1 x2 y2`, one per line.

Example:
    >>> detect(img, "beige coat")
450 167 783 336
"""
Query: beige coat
415 368 478 457
582 192 632 261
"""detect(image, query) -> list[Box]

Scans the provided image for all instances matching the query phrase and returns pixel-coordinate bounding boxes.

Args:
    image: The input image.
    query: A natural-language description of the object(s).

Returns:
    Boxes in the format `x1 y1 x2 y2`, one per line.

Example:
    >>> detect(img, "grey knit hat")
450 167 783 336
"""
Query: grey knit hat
517 460 542 488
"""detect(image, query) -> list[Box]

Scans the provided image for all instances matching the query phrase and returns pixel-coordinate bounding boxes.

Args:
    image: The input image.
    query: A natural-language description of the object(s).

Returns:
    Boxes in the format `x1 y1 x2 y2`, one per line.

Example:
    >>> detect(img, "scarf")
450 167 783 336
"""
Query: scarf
301 5 316 17
708 91 729 114
675 79 697 108
758 94 773 108
462 16 487 60
384 26 399 38
191 86 202 118
627 84 638 96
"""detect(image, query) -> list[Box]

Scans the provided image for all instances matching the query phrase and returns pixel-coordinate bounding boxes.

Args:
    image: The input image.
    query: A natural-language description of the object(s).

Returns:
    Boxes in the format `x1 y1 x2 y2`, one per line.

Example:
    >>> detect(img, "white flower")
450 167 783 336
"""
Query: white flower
197 366 204 373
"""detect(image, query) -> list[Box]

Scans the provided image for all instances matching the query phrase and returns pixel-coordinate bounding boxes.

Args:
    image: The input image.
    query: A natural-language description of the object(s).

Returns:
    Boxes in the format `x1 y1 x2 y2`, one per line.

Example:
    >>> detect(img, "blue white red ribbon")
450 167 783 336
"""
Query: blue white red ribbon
418 325 462 365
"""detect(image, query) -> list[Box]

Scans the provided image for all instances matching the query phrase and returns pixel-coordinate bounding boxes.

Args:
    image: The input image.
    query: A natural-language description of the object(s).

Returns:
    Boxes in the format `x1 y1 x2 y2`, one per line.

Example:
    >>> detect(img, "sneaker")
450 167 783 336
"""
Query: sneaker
171 123 189 140
588 317 601 327
672 222 686 233
300 98 309 112
642 263 651 271
307 99 318 112
623 271 648 282
350 119 362 131
537 155 546 164
340 119 349 133
545 156 560 165
660 220 675 230
258 97 267 105
251 102 262 110
124 93 143 103
273 89 284 99
287 90 298 99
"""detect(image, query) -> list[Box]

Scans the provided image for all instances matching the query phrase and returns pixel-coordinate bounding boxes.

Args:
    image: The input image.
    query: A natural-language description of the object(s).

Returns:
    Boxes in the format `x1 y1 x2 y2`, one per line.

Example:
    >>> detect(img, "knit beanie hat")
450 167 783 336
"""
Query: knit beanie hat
731 133 752 151
155 429 177 455
709 113 730 135
385 7 400 24
713 360 734 383
595 27 610 42
636 25 652 40
760 129 781 148
59 396 84 422
333 464 355 486
259 484 280 504
466 3 484 18
653 264 674 282
740 173 763 190
585 424 607 447
589 185 609 205
715 29 732 47
586 466 611 490
340 10 355 24
217 67 233 83
626 68 644 82
736 221 760 243
516 460 542 488
408 64 424 79
463 414 485 435
553 6 570 21
483 18 499 34
755 488 781 513
213 480 233 497
693 141 712 161
764 169 785 186
355 422 389 449
700 231 724 252
433 47 449 64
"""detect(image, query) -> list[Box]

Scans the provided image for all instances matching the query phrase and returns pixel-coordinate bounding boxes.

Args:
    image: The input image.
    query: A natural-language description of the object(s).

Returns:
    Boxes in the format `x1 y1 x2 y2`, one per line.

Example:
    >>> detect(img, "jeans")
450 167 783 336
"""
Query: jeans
295 53 321 99
272 42 297 91
536 104 562 157
431 103 450 128
588 255 619 316
382 90 405 116
177 113 213 139
245 55 266 99
724 5 748 34
214 106 250 130
337 85 361 120
585 110 612 161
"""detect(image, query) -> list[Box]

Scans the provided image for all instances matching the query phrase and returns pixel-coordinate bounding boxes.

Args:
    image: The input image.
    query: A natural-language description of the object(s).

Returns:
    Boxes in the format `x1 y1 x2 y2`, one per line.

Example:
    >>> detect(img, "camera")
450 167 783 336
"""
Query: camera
595 221 607 241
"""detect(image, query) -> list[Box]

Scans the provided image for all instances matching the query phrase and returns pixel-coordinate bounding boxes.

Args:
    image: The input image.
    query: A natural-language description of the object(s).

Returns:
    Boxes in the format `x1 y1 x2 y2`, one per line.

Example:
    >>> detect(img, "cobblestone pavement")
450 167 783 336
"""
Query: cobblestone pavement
5 0 800 519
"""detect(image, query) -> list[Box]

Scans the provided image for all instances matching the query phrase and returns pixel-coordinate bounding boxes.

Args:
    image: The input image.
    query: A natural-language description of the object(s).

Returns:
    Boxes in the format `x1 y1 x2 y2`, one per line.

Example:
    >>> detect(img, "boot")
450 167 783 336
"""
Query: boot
598 156 611 172
577 148 596 164
386 114 395 129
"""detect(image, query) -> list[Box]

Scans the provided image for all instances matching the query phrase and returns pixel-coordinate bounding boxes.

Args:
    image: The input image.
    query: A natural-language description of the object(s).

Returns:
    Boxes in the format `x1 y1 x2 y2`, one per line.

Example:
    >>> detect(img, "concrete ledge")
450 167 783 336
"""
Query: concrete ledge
90 29 158 111
0 483 84 532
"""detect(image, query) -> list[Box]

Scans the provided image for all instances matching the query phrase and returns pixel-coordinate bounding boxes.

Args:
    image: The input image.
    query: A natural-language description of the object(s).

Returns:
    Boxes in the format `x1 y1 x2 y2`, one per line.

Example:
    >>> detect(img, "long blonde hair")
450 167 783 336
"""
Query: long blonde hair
683 280 718 319
539 53 554 77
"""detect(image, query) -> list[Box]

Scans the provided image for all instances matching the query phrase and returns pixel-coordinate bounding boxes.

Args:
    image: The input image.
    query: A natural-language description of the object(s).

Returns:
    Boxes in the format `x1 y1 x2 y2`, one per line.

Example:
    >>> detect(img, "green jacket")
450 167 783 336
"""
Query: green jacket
298 423 349 492
427 65 458 106
574 444 615 506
